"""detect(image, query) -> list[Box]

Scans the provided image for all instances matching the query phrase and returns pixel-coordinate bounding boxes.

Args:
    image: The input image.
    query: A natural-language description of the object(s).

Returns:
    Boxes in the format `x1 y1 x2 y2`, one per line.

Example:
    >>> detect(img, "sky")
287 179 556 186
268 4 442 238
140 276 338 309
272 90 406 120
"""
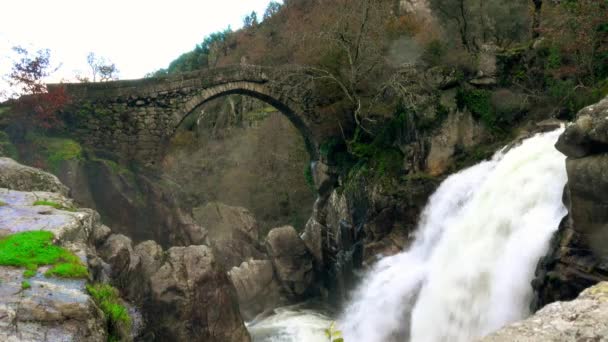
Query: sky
0 0 280 97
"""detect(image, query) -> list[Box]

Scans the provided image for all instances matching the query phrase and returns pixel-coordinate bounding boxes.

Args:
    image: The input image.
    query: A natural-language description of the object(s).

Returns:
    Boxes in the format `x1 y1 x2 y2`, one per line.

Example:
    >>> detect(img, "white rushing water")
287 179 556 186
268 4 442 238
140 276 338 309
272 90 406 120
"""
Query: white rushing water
248 305 333 342
340 128 567 342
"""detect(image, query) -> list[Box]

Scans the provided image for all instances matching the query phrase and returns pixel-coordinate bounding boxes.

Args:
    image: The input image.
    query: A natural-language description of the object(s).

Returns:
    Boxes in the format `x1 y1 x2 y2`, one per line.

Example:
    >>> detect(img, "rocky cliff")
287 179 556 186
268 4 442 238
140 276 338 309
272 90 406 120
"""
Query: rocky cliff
532 95 608 310
0 157 252 342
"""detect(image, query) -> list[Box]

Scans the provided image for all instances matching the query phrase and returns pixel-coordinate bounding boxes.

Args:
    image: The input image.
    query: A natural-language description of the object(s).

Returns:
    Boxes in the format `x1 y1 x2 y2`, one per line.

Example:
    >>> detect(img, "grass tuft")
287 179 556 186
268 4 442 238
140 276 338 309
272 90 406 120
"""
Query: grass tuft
23 269 37 278
33 200 76 212
21 280 31 290
87 283 131 341
0 230 88 279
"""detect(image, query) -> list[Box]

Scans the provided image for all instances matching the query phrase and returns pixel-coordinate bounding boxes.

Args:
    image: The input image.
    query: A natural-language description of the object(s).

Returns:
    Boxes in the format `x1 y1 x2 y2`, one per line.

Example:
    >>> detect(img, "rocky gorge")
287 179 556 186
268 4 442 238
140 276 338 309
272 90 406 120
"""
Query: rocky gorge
1 0 608 339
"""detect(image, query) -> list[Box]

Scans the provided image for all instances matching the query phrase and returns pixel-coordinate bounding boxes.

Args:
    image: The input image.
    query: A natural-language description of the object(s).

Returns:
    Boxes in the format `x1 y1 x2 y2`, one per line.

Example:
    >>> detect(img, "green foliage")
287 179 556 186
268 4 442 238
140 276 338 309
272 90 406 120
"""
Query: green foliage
154 28 233 75
33 200 76 212
325 322 344 342
21 280 31 290
86 283 131 340
421 40 447 67
0 131 18 159
456 88 496 128
0 230 88 279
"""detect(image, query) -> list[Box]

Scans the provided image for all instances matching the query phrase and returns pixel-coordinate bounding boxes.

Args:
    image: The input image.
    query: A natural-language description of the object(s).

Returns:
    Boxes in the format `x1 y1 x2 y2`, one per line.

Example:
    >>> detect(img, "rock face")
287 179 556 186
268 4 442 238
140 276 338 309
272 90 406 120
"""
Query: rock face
147 245 250 342
266 226 314 299
93 233 251 342
0 157 251 342
0 158 106 341
0 268 106 342
533 95 608 309
483 282 608 341
426 110 487 176
0 157 69 196
193 202 266 269
228 259 284 320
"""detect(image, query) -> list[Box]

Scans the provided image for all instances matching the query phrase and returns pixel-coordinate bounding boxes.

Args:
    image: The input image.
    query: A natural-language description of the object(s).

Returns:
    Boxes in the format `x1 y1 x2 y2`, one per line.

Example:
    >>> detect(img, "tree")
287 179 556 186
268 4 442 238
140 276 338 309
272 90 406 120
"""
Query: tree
6 47 68 131
8 47 53 95
86 52 119 82
264 1 282 20
243 11 258 28
429 0 530 51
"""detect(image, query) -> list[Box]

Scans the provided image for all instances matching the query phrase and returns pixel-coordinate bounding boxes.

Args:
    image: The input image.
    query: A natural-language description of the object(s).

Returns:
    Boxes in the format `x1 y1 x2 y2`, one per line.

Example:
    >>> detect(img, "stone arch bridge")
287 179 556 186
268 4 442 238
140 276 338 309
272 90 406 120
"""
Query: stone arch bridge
53 65 348 167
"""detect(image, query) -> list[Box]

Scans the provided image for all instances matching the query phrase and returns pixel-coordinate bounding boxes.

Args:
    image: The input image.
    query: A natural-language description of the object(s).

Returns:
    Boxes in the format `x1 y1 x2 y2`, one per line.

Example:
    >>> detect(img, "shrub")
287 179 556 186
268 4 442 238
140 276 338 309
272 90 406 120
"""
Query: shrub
456 88 495 128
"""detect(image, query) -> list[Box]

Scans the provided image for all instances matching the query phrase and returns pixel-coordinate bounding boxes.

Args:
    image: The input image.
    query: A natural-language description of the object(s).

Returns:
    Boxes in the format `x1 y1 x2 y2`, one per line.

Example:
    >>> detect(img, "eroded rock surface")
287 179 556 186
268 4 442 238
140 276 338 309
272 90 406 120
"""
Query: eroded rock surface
0 159 106 341
193 202 265 269
228 259 284 320
483 282 608 341
266 226 314 299
533 95 608 309
0 157 69 196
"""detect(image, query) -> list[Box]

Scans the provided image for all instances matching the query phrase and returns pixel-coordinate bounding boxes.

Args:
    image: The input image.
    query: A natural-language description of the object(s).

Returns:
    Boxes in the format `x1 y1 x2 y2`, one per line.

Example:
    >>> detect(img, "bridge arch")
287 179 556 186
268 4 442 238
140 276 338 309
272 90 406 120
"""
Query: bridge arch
173 81 318 160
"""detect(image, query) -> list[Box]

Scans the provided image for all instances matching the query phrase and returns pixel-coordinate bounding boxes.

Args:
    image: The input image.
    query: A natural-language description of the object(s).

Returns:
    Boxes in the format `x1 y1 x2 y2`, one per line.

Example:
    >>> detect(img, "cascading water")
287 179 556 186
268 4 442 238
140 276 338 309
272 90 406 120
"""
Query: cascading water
249 128 567 342
340 128 567 342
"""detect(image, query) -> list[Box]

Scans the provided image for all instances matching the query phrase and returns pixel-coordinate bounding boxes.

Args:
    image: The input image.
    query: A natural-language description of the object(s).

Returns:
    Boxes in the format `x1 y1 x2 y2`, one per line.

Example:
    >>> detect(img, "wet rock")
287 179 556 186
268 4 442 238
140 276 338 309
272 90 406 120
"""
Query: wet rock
556 96 608 158
483 282 608 341
266 226 314 298
228 259 284 320
0 157 69 196
147 245 250 342
533 95 608 309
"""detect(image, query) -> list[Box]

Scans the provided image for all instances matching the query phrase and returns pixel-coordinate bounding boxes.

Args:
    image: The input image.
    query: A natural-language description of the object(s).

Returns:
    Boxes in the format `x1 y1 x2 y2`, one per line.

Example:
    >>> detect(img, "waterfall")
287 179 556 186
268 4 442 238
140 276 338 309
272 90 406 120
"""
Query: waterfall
340 128 567 342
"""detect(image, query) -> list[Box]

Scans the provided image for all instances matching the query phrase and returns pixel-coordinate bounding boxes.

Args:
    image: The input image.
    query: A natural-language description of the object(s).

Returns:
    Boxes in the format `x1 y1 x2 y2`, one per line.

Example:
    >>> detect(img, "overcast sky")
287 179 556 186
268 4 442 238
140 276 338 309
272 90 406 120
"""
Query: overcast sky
0 0 280 97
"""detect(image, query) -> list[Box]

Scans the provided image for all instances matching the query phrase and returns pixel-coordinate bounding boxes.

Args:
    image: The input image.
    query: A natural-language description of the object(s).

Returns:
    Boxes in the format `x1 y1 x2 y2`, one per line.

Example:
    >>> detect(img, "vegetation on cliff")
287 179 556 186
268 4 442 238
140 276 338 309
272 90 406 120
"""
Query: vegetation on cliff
86 283 131 341
0 230 88 279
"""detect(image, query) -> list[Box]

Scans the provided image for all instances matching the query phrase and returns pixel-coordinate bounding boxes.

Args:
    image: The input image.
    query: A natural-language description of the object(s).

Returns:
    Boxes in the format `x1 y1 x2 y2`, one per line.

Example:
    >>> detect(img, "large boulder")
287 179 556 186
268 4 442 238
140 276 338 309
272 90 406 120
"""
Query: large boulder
228 259 284 320
0 157 69 196
556 96 608 158
147 245 250 342
533 96 608 309
266 226 314 299
483 282 608 341
193 202 265 269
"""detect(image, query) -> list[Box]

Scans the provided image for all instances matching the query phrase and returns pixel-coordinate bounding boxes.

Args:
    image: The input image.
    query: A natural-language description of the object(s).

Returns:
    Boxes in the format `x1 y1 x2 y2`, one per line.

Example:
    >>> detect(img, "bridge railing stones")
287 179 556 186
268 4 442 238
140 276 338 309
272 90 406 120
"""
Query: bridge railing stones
49 65 350 172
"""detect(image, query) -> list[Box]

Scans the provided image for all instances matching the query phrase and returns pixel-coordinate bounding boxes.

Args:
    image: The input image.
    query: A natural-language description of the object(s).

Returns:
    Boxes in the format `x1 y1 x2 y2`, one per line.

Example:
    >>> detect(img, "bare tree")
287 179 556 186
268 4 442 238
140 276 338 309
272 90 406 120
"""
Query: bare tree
86 52 119 82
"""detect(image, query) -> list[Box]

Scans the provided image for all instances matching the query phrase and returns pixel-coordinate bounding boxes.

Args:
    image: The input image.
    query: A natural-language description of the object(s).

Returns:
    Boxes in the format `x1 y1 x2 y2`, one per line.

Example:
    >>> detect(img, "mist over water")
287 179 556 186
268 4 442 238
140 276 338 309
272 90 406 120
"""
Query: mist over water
249 129 567 342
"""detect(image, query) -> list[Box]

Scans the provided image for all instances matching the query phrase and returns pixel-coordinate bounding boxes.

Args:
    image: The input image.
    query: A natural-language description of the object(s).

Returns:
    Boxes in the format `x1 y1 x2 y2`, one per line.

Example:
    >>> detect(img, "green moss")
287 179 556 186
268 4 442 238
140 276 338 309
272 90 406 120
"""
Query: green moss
0 200 7 207
26 134 83 172
33 200 76 212
0 230 88 279
87 283 131 341
45 262 89 278
23 269 37 278
21 280 31 290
